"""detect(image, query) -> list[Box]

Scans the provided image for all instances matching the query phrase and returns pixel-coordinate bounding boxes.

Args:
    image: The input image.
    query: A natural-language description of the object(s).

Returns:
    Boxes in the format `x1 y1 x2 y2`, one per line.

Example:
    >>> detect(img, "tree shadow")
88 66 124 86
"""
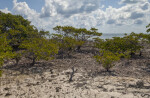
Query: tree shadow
56 54 77 59
2 61 54 76
88 70 117 78
141 67 150 73
130 54 147 60
77 48 99 55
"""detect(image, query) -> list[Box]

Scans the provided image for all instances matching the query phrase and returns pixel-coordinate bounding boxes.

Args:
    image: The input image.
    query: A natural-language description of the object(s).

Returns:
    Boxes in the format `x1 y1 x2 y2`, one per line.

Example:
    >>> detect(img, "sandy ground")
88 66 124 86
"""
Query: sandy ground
0 45 150 98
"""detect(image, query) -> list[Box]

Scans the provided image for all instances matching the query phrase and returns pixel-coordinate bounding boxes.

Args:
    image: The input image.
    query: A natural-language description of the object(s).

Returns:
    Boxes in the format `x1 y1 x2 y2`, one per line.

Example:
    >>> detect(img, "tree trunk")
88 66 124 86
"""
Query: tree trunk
106 66 110 72
130 52 135 58
77 46 81 52
139 51 142 57
15 58 19 65
69 67 75 82
106 68 109 72
31 58 36 66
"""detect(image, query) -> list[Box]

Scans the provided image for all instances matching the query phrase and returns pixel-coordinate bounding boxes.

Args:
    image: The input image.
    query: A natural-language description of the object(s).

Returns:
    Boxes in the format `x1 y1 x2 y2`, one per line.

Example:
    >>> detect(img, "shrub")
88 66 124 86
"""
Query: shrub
0 34 13 76
94 32 143 57
53 26 102 51
0 11 40 50
94 50 122 72
20 38 58 66
146 23 150 33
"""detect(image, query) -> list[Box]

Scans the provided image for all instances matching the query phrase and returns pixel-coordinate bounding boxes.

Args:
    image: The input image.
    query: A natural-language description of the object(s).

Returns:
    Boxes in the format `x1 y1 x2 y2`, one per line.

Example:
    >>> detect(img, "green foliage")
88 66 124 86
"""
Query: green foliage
146 23 150 33
12 52 23 65
0 11 53 67
20 38 58 65
94 32 143 56
51 34 63 47
95 50 121 71
51 33 83 53
0 11 40 50
143 34 150 43
94 32 147 71
0 34 13 76
39 30 50 37
62 36 77 51
53 26 102 41
0 34 12 64
53 26 102 52
133 33 150 43
75 40 85 49
53 26 77 52
74 27 102 41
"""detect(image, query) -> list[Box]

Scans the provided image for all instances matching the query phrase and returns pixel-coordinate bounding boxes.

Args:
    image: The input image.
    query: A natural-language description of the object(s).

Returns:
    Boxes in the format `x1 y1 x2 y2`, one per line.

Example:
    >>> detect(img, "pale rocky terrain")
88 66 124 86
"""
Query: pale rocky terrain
0 45 150 98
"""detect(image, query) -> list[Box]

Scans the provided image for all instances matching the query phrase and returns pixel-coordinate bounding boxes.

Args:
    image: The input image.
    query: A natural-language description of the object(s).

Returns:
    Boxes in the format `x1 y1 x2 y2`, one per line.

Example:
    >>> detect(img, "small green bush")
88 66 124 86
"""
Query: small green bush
20 38 58 66
95 50 122 72
0 34 13 76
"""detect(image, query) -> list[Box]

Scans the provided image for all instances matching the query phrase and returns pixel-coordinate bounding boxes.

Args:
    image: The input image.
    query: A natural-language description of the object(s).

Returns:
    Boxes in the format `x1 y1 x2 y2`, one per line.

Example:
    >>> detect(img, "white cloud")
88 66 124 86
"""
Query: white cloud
40 0 102 18
129 12 145 19
134 19 143 25
0 8 11 13
40 0 57 17
119 0 148 4
141 2 149 10
107 19 116 24
0 0 150 34
11 0 45 30
12 0 39 18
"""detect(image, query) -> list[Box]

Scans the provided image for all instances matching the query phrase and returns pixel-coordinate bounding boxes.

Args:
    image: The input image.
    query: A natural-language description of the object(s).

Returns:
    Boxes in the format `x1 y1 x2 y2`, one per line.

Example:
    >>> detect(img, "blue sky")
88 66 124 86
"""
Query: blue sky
101 0 123 10
0 0 150 34
0 0 44 12
0 0 123 12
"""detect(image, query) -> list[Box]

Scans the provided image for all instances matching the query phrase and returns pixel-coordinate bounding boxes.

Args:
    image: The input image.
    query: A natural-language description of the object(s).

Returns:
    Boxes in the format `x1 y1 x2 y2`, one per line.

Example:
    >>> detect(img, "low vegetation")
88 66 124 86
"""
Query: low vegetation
0 11 150 76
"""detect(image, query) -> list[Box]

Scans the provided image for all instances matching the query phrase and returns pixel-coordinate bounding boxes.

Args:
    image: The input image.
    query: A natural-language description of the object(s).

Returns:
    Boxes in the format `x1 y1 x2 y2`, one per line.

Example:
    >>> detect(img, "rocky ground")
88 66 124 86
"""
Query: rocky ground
0 45 150 98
